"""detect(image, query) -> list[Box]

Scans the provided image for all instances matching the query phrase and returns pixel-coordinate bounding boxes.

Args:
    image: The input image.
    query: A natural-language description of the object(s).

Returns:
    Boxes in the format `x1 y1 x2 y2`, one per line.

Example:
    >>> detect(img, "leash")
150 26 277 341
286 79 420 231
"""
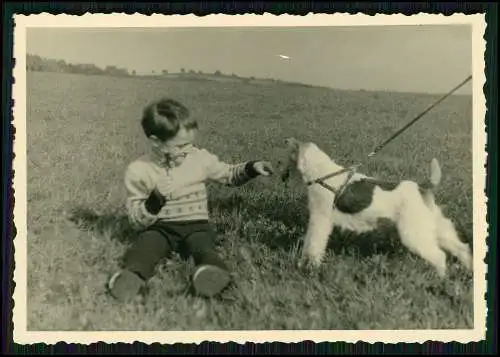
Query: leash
306 75 473 208
368 74 472 157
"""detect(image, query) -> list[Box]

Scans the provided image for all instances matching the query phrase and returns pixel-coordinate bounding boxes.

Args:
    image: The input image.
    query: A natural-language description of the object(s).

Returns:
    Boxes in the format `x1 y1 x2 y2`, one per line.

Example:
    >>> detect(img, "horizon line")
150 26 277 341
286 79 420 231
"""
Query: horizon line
25 53 473 97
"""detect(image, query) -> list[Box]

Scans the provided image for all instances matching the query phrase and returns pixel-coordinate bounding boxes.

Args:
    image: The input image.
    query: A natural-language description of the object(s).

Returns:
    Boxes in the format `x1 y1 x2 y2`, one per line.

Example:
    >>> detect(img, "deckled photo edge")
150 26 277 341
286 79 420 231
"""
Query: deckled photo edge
11 12 488 345
13 12 482 28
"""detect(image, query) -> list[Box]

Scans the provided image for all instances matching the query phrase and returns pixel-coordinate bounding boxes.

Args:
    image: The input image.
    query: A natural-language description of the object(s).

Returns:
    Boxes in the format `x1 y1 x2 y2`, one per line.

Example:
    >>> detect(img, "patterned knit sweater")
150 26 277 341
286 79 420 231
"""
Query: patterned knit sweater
124 144 261 230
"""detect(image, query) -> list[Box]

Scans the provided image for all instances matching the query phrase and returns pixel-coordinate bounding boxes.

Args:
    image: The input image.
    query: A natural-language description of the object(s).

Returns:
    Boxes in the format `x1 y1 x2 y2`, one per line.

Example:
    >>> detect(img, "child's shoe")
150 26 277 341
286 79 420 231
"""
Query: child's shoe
192 264 231 298
107 269 145 302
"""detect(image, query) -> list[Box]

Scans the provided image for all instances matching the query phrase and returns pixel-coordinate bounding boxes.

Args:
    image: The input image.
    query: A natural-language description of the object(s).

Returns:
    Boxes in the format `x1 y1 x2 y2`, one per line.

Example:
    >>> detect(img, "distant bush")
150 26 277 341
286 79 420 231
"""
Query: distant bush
104 65 129 77
26 54 130 77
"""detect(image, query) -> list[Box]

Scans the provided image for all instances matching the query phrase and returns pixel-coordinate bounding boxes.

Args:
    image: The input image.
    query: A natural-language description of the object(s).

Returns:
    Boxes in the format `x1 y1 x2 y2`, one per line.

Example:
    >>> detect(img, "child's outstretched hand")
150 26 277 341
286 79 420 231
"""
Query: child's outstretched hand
253 161 274 176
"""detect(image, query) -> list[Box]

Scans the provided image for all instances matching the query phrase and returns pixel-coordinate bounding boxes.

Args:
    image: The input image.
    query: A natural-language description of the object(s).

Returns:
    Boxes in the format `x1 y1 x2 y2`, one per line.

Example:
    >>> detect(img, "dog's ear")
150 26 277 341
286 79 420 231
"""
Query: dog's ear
285 137 300 151
284 137 300 168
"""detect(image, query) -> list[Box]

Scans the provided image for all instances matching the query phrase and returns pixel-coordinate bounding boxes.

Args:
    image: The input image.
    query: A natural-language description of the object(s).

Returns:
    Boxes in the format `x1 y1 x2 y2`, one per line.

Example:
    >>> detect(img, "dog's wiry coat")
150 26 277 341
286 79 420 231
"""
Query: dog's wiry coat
278 138 472 277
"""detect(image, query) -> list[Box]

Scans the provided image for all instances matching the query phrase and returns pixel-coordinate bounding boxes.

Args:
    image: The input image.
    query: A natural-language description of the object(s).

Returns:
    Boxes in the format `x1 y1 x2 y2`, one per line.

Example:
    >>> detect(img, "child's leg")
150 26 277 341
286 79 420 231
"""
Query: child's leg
108 228 175 302
184 227 231 297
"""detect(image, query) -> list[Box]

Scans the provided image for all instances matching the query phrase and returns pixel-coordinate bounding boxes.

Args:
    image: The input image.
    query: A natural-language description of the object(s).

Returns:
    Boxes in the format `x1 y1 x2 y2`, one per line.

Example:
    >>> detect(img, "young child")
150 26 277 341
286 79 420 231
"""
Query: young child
107 97 274 302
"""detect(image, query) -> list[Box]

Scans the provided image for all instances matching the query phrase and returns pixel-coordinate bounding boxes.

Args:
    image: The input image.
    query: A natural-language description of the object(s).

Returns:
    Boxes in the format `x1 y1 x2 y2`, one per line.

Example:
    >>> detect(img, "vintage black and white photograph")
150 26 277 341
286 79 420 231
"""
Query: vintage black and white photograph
13 13 487 344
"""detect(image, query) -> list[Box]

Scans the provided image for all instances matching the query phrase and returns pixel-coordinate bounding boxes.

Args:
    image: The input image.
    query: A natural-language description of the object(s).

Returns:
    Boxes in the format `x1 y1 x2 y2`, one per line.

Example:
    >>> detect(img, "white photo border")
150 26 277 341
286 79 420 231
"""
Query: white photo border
11 12 488 345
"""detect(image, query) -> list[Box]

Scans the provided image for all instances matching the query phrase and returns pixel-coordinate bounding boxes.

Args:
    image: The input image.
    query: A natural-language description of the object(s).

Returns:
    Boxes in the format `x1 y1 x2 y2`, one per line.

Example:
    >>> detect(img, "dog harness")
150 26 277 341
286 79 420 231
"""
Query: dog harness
306 164 361 210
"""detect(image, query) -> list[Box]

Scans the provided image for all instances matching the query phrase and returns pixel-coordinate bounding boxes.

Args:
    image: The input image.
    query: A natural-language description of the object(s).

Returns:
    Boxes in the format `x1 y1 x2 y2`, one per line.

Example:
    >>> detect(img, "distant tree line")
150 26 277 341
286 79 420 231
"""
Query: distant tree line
26 54 262 82
26 54 130 77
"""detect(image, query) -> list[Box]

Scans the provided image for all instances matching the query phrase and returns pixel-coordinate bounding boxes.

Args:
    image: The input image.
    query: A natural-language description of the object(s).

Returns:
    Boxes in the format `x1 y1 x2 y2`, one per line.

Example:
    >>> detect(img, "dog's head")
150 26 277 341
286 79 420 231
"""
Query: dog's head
275 137 299 183
276 137 320 183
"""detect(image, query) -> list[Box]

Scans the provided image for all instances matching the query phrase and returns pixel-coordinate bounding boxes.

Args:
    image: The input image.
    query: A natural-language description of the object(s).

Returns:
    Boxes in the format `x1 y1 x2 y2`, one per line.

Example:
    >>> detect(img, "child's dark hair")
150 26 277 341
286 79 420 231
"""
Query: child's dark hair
141 98 198 141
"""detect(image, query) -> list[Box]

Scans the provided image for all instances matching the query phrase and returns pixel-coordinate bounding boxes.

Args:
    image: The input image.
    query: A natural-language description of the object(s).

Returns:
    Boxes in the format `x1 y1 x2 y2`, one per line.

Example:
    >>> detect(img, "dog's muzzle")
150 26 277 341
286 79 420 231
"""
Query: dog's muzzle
281 169 290 183
277 160 291 183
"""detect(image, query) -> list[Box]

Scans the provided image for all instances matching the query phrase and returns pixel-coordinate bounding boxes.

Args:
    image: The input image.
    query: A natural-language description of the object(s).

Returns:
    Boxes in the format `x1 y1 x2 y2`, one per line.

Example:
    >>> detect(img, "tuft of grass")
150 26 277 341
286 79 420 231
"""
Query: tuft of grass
27 72 474 330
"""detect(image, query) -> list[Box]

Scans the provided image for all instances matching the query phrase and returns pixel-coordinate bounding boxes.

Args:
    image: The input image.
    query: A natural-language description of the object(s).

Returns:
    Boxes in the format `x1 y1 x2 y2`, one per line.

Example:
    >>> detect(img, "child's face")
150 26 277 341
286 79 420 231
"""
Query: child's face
152 127 197 162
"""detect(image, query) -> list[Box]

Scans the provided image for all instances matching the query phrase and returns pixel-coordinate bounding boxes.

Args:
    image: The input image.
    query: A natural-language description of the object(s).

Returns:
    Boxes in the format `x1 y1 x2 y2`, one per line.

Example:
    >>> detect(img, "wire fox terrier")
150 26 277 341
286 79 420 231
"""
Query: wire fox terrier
277 137 473 277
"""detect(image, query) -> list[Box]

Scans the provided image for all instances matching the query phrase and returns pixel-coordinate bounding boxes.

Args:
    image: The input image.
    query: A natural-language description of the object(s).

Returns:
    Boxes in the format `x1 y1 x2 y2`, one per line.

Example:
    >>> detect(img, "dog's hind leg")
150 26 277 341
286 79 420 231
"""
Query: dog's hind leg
400 227 448 278
412 243 447 278
435 210 473 272
397 201 448 278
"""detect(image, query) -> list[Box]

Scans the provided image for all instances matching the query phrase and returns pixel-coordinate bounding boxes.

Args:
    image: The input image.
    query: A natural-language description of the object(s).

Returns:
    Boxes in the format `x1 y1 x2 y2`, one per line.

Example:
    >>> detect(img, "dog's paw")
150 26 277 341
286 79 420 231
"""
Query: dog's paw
297 257 322 276
297 257 312 272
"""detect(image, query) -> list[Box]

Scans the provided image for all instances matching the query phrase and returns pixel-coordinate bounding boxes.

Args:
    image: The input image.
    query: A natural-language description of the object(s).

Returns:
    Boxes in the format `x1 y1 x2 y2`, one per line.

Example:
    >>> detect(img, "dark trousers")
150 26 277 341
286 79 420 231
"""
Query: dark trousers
122 220 229 281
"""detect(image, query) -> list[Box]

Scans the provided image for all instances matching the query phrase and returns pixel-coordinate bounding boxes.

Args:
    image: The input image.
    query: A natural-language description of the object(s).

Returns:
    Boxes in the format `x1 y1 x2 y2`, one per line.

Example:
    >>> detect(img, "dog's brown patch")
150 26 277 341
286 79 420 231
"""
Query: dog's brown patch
334 178 433 213
335 179 400 214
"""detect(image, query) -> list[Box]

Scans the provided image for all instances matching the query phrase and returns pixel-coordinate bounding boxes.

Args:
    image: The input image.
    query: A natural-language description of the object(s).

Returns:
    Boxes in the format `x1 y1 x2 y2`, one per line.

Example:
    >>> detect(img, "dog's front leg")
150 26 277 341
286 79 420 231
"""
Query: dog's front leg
299 210 334 269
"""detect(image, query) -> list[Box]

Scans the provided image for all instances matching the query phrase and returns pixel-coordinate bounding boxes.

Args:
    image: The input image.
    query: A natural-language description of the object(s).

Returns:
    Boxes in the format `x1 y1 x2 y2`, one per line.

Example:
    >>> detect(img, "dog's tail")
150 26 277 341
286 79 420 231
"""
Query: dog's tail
429 158 442 188
420 158 441 208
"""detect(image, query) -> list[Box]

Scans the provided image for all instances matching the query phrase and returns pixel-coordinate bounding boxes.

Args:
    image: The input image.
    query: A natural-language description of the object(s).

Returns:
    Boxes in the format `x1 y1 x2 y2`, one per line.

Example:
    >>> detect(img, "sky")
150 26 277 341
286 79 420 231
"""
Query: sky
26 25 472 94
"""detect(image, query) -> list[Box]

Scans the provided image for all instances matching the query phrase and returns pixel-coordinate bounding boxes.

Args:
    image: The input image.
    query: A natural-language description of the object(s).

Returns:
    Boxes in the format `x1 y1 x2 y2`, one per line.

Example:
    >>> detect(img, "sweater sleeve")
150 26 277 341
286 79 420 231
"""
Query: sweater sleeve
124 163 166 231
202 150 260 187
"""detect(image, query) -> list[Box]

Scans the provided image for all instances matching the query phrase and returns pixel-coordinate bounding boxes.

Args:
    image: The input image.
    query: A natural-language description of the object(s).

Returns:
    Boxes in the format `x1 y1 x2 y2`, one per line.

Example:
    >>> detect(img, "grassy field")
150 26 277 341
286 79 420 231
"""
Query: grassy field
26 71 474 331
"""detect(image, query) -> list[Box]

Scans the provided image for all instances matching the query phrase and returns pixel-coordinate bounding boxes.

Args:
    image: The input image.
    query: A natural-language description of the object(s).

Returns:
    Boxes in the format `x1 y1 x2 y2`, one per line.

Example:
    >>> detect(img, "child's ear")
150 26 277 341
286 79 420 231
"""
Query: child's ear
187 128 198 142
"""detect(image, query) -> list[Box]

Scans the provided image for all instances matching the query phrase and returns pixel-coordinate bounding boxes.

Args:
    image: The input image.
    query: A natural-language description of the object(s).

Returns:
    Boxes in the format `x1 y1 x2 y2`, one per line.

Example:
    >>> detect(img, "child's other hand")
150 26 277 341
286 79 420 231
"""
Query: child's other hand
253 161 274 176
